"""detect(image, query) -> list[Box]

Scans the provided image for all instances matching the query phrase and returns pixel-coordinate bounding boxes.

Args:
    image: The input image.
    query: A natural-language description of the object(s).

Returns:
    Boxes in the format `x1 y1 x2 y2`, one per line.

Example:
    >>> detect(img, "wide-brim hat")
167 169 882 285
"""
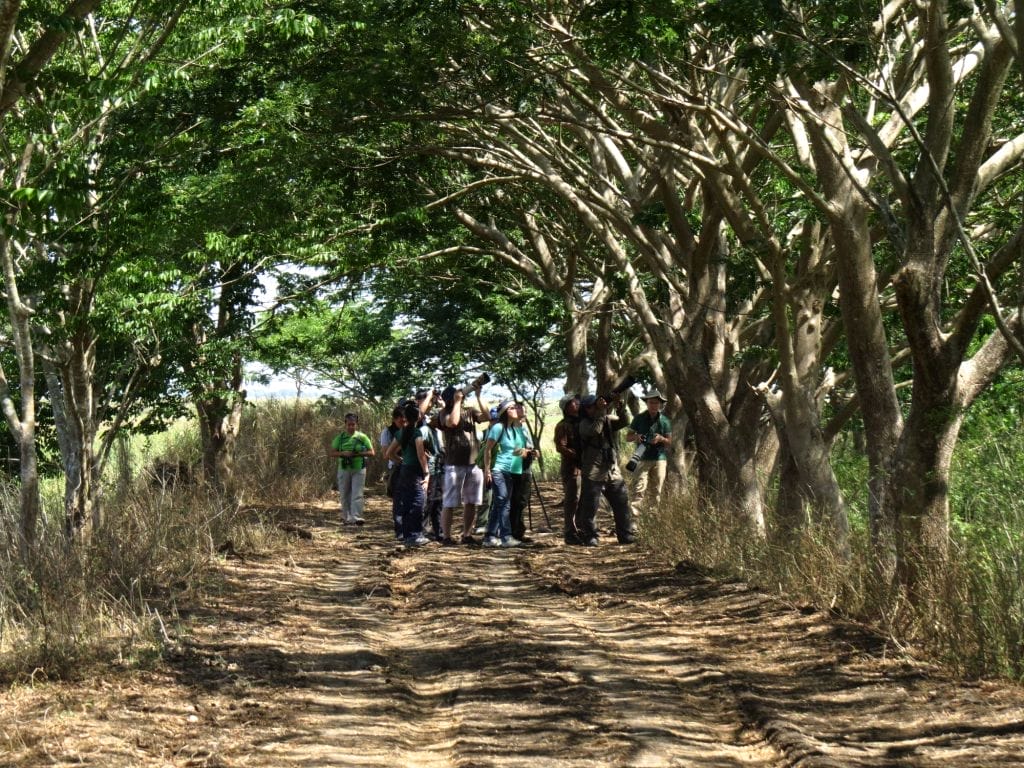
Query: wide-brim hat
497 399 515 417
642 388 667 403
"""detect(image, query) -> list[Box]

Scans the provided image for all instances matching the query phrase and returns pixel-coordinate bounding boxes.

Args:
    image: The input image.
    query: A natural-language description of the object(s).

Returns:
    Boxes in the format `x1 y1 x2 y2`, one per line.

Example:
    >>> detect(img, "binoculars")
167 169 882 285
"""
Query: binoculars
612 374 637 395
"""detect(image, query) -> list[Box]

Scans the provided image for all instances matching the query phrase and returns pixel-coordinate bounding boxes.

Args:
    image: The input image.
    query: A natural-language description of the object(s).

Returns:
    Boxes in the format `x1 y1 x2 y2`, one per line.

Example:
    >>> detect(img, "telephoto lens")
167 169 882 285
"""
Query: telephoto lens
625 442 647 472
459 373 491 395
612 374 637 394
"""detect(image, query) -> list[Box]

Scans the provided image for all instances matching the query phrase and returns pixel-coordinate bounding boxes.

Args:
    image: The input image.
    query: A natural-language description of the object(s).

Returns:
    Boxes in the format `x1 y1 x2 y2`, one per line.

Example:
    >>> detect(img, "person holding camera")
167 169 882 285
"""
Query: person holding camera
329 413 375 525
626 389 672 529
577 391 635 545
554 393 583 544
438 377 490 545
482 400 538 547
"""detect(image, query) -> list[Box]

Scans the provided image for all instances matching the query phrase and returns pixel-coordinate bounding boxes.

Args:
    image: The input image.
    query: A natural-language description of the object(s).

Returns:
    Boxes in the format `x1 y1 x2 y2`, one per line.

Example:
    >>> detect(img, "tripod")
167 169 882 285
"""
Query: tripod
527 470 552 531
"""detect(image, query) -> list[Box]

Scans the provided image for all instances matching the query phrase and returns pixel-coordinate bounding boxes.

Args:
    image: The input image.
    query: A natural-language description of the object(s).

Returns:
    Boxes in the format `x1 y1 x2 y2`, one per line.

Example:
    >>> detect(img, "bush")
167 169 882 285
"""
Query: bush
236 398 388 502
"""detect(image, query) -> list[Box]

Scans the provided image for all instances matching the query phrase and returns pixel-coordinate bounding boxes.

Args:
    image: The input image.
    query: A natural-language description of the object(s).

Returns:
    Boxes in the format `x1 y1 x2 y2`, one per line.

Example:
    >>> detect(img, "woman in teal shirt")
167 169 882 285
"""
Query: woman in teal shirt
482 400 537 547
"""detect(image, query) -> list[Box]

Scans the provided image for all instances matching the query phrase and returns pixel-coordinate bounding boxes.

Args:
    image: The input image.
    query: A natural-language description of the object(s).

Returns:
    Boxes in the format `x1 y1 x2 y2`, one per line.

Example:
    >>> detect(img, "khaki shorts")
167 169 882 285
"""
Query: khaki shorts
442 465 484 508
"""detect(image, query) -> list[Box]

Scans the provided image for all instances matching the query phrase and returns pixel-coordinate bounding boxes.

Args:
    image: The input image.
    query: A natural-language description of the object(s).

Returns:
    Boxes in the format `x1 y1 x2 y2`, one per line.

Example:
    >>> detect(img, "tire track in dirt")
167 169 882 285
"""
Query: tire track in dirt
519 547 1024 767
5 494 1024 767
175 497 1024 768
236 506 791 767
387 543 786 767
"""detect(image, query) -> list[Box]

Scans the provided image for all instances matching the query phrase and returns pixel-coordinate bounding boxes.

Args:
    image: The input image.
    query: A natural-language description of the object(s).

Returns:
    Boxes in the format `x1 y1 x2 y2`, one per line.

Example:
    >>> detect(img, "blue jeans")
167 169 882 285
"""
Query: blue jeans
395 465 426 539
486 470 516 540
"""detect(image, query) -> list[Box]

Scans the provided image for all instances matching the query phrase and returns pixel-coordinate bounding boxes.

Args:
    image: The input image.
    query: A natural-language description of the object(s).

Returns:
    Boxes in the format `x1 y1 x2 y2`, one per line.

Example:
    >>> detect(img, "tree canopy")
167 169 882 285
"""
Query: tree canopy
1 0 1022 598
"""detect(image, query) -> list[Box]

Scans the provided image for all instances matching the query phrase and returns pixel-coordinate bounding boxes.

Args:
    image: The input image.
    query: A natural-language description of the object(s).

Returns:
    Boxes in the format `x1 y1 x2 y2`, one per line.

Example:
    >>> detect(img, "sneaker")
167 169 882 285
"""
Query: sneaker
617 535 636 545
404 535 429 547
482 536 502 548
352 517 365 526
518 535 533 544
474 526 487 535
583 537 599 547
564 531 582 545
501 537 521 548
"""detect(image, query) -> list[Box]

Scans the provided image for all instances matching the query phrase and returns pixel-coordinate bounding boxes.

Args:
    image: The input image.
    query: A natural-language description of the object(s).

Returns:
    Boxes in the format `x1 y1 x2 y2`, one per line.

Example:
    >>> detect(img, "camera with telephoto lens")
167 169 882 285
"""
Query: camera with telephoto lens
457 372 491 395
612 374 637 394
600 374 638 402
625 434 648 472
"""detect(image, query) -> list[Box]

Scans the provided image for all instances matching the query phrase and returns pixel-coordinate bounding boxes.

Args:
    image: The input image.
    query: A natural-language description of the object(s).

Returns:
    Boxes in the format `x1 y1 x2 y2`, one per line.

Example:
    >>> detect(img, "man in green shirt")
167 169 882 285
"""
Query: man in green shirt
626 389 672 528
329 413 375 525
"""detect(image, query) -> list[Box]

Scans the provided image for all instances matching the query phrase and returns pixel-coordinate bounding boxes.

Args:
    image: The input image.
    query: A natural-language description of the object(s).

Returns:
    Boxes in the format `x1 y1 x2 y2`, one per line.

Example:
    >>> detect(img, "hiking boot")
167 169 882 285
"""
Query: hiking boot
617 536 636 545
564 530 582 545
460 534 477 545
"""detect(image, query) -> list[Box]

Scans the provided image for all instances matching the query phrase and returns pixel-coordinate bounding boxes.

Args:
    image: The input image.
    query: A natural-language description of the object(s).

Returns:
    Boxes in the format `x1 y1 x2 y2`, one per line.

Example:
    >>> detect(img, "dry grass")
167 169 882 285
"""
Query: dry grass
643 478 1024 680
0 400 360 684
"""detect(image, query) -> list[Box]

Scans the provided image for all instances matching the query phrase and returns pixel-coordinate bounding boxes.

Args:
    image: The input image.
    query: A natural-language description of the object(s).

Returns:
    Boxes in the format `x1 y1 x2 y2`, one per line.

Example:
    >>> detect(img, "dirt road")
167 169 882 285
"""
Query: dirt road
4 490 1024 766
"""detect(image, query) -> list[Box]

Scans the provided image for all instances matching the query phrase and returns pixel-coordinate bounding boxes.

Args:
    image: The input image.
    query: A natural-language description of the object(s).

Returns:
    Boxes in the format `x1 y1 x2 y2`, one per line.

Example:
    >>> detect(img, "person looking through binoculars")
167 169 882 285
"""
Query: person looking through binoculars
383 401 432 547
625 389 672 531
554 393 583 544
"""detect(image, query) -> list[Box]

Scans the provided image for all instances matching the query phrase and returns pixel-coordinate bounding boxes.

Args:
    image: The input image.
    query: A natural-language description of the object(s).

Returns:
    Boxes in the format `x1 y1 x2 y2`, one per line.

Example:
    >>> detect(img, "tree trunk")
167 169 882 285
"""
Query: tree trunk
886 397 961 592
683 361 767 535
194 352 246 497
0 234 42 560
41 280 104 540
801 90 903 576
563 299 589 395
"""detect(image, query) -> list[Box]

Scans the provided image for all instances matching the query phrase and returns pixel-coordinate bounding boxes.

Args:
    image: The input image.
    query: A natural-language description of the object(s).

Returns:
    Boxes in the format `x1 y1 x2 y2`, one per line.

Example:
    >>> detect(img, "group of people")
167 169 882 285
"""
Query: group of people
328 381 674 549
553 388 673 546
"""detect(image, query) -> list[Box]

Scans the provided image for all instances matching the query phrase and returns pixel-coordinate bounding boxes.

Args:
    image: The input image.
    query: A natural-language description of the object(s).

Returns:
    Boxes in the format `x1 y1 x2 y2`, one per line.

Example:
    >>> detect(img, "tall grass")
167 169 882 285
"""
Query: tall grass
0 399 364 683
237 398 389 502
644 415 1024 681
0 480 239 681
